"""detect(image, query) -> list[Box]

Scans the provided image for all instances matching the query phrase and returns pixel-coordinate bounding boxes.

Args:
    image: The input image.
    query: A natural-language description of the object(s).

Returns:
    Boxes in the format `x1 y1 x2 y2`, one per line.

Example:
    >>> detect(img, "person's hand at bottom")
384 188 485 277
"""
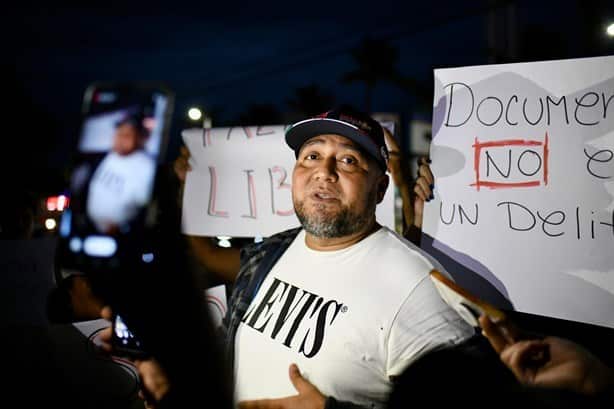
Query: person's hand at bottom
238 364 326 409
98 306 171 408
135 358 171 409
479 315 614 395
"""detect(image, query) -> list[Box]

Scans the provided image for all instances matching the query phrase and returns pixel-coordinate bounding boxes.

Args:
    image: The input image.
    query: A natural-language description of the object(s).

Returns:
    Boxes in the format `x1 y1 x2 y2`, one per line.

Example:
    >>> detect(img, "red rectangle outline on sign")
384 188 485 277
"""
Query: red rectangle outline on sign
470 133 549 191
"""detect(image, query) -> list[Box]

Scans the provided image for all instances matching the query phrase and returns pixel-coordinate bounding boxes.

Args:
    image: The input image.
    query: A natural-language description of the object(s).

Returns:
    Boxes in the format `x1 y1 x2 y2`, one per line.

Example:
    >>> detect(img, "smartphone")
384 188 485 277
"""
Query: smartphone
58 82 174 275
112 313 149 359
430 269 508 328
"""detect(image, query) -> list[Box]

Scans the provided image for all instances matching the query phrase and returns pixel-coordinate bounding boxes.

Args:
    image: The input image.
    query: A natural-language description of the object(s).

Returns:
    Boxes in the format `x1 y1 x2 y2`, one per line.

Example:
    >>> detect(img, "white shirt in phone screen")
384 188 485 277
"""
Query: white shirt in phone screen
86 150 155 233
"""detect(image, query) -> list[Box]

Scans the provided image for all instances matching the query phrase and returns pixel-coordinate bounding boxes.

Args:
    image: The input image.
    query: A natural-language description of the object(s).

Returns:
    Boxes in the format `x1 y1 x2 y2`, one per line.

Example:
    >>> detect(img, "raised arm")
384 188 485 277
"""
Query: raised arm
383 127 413 236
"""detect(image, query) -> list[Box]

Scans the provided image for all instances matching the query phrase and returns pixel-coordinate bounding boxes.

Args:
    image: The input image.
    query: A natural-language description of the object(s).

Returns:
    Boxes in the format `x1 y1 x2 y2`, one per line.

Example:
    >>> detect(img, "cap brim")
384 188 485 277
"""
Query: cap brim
285 118 381 164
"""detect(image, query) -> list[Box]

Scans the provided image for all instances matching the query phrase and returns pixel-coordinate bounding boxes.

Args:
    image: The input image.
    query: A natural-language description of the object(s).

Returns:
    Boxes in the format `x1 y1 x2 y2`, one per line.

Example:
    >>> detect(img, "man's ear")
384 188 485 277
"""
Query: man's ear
376 174 389 204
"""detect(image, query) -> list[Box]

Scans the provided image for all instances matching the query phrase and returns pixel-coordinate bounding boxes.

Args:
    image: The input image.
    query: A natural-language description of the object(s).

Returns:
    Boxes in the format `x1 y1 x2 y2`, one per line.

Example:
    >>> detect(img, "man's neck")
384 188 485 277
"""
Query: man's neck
304 220 381 251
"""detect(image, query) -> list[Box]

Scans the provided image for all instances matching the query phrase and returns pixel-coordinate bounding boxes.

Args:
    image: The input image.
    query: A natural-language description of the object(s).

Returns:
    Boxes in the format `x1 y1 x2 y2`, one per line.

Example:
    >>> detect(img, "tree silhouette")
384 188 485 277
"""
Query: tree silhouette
340 37 401 112
341 37 433 113
285 84 336 122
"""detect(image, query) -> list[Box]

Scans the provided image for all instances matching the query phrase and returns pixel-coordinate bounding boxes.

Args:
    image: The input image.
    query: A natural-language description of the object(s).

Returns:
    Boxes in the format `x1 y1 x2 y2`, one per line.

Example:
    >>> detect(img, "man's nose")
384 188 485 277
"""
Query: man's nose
313 157 338 182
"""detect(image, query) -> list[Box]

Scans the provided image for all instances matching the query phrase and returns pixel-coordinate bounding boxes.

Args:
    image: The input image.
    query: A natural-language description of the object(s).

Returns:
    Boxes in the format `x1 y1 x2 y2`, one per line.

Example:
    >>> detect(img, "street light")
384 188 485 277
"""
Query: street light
607 22 614 37
45 218 57 230
188 107 202 121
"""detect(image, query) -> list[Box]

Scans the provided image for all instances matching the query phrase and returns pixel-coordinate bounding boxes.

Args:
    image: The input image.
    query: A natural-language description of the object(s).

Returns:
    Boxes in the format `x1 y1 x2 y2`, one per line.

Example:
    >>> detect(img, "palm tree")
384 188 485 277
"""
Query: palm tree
341 37 431 112
340 37 400 112
285 84 336 122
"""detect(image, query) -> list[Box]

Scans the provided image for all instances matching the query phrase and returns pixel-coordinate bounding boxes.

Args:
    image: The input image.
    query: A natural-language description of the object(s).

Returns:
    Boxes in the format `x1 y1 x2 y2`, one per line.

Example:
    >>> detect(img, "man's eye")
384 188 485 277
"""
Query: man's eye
305 153 318 160
340 156 357 165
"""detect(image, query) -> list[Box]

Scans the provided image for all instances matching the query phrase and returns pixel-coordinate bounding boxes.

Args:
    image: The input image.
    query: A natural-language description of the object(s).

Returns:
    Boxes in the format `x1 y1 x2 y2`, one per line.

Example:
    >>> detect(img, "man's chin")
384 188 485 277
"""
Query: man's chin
303 209 341 224
307 200 343 212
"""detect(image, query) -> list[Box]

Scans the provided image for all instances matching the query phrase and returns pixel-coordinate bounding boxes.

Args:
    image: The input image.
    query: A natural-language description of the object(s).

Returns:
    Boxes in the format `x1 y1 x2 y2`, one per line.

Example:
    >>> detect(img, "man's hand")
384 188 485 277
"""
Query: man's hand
238 364 326 409
98 305 114 353
135 358 171 409
382 127 415 236
173 145 192 183
383 127 407 188
412 157 433 229
98 307 172 408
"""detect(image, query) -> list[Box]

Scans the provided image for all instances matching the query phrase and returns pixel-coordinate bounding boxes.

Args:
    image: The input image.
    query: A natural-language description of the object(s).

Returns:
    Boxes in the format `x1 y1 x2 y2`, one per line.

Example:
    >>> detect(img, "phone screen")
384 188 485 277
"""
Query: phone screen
113 313 147 358
58 83 173 273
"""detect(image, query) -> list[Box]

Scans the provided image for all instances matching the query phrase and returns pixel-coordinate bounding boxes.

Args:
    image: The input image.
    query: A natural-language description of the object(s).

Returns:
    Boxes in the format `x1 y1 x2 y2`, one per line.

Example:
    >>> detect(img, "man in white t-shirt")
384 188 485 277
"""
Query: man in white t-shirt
86 114 156 234
227 105 474 409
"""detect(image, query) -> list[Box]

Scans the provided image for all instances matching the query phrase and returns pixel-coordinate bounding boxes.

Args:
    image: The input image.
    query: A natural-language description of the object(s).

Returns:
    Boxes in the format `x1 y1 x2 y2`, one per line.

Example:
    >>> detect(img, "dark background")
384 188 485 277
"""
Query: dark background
2 2 614 405
3 0 614 196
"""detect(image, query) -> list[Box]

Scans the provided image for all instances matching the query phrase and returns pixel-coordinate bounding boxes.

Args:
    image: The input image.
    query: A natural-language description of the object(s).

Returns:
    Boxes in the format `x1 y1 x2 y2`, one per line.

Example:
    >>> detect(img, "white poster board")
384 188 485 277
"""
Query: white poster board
424 55 614 328
181 125 395 238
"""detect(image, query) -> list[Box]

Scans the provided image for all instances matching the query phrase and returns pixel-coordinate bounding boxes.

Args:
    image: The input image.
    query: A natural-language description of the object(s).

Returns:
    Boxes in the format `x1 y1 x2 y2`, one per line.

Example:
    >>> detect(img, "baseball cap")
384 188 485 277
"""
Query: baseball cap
285 105 389 171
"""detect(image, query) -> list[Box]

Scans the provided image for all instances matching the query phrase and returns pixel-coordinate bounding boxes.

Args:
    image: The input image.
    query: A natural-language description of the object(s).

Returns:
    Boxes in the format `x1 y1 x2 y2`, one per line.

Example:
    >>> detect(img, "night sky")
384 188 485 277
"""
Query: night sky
3 0 613 195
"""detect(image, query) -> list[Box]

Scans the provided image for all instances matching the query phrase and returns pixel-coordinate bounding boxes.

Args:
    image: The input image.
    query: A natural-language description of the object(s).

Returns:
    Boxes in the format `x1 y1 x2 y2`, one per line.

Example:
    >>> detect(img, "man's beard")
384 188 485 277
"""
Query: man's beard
294 191 377 238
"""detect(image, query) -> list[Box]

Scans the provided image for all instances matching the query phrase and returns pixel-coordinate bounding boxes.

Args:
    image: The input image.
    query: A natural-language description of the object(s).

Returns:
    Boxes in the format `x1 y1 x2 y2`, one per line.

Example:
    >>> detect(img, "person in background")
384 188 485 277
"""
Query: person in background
381 127 430 246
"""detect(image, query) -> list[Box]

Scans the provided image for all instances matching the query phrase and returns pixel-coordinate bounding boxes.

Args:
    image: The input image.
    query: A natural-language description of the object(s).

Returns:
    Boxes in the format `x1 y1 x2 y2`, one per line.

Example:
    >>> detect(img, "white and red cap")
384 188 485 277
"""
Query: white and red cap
285 105 389 170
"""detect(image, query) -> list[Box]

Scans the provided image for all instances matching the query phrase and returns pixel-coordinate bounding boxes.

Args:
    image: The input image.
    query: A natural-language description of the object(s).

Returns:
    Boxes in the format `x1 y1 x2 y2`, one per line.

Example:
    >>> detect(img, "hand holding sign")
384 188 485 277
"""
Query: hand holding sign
424 55 614 328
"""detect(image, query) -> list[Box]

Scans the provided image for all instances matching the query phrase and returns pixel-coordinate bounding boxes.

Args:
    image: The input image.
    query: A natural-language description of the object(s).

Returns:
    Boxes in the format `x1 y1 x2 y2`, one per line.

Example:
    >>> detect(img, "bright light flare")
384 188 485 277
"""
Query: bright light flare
57 195 69 211
45 218 57 230
607 23 614 37
188 107 202 121
47 195 69 211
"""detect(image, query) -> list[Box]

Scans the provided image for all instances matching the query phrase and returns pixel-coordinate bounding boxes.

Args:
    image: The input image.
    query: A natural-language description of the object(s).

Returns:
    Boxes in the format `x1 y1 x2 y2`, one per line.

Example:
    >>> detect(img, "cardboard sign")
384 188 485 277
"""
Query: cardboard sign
181 125 395 238
423 55 614 328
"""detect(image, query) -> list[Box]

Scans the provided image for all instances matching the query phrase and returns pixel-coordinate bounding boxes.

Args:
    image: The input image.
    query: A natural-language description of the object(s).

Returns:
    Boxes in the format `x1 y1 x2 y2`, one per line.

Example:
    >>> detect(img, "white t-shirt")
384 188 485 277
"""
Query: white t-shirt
86 151 155 233
234 227 473 408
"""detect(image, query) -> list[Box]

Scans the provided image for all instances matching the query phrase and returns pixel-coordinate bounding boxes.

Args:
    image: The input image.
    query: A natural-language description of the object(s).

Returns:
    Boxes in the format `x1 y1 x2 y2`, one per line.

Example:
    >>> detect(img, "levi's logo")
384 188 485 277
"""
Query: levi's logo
241 278 346 358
